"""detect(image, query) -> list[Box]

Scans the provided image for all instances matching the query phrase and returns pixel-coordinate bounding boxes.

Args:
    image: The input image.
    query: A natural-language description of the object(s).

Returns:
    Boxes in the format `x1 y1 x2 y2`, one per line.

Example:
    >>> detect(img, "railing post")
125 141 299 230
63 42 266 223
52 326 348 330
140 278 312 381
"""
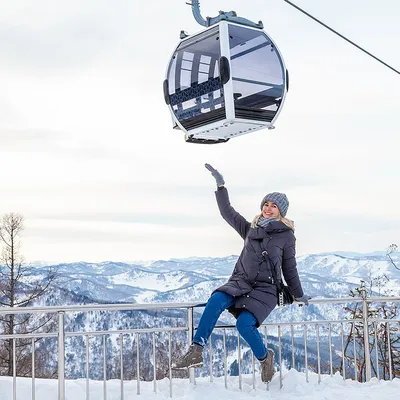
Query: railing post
13 338 16 400
361 294 372 381
58 311 66 400
187 307 195 384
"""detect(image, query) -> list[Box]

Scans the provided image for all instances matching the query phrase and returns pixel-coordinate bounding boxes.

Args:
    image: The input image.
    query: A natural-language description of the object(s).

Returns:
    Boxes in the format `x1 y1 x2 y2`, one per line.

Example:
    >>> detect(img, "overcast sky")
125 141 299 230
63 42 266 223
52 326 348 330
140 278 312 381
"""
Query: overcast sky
1 0 399 263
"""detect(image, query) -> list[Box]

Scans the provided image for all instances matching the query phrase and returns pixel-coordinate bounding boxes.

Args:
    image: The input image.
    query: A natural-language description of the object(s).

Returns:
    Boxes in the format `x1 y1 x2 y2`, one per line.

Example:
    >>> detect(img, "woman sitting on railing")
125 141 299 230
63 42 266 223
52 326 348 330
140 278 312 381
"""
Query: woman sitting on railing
172 164 311 383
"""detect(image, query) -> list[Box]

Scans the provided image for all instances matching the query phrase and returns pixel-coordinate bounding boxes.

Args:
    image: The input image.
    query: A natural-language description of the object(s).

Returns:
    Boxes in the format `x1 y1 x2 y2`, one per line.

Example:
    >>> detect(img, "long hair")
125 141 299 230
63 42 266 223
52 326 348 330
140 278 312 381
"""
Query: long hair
251 212 295 231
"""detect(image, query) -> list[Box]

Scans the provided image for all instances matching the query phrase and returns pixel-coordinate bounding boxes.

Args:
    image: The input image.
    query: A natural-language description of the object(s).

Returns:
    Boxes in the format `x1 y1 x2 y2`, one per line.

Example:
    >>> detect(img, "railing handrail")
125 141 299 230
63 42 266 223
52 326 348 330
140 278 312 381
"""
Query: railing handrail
1 296 399 315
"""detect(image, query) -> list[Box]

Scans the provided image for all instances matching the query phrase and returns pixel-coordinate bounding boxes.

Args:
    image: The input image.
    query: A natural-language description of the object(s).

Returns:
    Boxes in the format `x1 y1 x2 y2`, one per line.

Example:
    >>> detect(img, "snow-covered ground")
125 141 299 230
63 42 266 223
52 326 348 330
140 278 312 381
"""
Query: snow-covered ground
0 370 399 400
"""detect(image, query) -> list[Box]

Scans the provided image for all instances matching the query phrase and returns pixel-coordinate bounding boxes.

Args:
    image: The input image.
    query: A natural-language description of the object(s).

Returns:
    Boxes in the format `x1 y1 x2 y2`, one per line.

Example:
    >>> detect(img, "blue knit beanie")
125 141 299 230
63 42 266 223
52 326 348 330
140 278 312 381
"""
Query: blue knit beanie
260 192 289 217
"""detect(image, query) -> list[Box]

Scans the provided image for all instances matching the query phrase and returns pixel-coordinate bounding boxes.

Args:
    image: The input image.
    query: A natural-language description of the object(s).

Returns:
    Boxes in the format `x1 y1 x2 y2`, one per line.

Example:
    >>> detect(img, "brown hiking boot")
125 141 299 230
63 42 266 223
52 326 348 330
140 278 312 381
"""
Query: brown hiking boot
260 349 275 382
171 343 203 369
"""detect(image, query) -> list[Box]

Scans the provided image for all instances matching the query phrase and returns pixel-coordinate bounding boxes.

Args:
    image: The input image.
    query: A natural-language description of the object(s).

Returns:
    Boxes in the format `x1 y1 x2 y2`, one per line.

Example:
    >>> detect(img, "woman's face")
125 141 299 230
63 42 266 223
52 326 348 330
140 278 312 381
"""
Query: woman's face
262 201 280 219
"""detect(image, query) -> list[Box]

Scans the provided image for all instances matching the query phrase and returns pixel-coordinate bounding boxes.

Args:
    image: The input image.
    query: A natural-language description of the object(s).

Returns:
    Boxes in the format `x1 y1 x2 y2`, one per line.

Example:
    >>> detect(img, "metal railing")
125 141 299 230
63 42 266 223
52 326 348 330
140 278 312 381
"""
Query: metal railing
0 296 399 399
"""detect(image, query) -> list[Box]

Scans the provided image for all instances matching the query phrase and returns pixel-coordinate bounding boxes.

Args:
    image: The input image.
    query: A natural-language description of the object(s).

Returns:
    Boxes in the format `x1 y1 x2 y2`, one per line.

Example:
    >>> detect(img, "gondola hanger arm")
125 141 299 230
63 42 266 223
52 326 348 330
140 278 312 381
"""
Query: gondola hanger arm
186 0 263 28
283 0 400 75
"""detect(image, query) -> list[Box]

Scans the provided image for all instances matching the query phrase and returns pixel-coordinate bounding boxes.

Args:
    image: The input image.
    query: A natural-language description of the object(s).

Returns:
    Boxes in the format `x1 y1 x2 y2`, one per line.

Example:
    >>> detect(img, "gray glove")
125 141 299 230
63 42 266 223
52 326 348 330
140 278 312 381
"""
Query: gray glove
294 294 312 306
205 163 225 187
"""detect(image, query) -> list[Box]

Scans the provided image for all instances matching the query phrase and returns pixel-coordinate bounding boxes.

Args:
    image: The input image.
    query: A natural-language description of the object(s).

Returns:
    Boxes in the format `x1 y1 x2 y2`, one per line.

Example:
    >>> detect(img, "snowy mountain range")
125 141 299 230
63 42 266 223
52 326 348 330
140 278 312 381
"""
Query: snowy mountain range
28 251 400 314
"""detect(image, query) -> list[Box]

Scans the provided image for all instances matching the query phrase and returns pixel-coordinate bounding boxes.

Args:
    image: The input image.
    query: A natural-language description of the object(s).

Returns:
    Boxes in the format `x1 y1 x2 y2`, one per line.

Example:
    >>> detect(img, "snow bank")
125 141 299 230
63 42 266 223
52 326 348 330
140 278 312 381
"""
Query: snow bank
0 369 399 400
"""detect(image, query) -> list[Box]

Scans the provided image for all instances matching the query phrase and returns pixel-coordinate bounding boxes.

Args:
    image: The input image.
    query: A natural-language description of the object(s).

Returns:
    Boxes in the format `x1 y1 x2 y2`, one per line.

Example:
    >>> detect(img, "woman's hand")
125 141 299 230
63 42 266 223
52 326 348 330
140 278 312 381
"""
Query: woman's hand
294 294 312 306
205 163 225 187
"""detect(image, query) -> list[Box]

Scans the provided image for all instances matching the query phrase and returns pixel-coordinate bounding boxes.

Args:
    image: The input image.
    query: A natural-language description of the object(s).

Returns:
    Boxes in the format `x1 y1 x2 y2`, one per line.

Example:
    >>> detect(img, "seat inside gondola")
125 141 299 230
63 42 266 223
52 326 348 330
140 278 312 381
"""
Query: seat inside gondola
234 87 281 109
234 86 282 122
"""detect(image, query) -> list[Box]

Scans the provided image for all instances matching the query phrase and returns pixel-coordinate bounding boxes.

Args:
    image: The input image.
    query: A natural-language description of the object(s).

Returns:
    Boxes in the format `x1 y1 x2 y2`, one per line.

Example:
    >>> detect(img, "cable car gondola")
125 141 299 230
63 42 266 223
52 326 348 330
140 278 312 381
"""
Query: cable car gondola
163 1 288 144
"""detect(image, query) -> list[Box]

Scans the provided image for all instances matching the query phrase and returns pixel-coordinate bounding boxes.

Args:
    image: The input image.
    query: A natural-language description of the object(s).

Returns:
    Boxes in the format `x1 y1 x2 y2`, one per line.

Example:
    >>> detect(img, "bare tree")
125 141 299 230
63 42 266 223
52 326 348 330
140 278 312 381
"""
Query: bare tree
0 213 57 376
387 244 400 271
343 276 399 381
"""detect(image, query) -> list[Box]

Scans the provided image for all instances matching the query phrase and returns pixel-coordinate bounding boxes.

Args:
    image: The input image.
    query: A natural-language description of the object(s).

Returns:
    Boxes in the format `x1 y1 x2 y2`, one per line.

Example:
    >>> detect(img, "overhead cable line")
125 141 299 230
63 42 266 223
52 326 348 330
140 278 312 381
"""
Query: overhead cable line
284 0 400 75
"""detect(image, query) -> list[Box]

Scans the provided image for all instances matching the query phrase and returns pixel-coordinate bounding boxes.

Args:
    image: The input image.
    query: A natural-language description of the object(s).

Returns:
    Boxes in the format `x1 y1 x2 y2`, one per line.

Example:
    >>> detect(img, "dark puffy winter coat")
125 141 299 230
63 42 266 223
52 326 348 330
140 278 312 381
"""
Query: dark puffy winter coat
213 187 304 326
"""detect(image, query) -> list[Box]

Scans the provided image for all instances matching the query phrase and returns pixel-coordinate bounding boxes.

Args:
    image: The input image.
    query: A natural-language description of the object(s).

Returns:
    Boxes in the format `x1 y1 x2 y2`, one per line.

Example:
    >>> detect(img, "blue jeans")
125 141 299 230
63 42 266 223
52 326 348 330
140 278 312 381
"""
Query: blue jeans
193 291 267 360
